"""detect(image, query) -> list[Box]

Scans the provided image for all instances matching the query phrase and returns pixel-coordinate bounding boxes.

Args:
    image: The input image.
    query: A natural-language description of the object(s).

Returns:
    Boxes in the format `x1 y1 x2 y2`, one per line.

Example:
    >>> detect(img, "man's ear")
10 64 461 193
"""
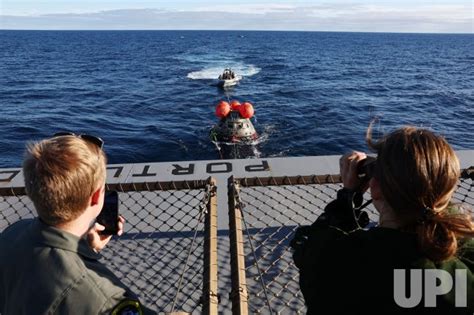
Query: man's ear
90 187 102 206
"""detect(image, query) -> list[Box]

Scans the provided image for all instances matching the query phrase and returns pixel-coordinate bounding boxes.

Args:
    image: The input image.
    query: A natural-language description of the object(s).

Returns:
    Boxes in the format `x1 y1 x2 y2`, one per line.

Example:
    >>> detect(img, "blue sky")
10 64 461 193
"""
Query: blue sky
1 0 472 33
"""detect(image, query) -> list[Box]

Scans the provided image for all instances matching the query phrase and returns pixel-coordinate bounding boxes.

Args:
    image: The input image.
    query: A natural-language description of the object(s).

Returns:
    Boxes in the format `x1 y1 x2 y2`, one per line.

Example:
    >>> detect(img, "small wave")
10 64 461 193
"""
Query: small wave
211 140 261 159
187 64 260 80
174 139 189 153
211 139 258 147
252 124 276 145
11 125 42 135
268 149 292 158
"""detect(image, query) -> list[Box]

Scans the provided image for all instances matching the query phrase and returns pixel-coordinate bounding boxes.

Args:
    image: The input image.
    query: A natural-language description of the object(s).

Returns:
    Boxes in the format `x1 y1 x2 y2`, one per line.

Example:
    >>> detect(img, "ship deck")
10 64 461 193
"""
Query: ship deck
1 151 473 314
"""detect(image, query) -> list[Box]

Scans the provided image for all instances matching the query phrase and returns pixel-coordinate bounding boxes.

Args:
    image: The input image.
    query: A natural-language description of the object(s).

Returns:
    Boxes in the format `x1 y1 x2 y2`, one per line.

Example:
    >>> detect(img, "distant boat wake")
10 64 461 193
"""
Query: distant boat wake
187 64 260 80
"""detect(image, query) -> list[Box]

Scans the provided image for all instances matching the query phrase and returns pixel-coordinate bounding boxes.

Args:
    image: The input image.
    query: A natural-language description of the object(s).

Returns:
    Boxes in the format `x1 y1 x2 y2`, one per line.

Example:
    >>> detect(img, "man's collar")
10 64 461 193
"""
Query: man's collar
34 218 100 260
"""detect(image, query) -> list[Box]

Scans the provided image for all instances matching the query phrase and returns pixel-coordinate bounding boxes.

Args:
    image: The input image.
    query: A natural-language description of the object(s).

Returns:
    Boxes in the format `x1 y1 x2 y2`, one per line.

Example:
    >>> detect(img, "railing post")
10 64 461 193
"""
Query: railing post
228 176 249 315
202 178 219 315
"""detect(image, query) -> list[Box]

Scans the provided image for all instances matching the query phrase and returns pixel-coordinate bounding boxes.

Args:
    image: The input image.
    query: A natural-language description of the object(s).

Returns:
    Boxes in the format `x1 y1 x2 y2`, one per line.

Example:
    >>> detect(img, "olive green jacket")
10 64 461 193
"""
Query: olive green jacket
0 218 145 315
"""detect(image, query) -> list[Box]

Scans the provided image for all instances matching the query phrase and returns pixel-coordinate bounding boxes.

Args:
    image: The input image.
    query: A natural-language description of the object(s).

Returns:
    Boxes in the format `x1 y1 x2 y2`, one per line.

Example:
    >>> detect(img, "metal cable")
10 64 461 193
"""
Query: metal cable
236 188 274 315
170 189 208 312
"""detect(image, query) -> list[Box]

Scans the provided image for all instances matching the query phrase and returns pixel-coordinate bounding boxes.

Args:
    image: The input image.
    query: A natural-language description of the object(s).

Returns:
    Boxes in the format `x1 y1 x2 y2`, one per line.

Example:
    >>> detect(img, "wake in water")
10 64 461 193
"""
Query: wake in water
187 63 260 80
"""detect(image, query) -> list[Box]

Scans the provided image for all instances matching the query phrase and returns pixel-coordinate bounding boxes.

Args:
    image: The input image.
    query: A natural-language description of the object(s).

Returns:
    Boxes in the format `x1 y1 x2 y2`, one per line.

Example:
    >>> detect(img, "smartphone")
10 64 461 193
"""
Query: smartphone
96 191 119 235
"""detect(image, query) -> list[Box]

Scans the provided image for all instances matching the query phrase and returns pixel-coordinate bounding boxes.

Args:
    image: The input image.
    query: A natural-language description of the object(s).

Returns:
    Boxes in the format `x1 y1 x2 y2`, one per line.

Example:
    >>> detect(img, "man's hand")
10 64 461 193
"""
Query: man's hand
339 151 367 190
87 216 125 252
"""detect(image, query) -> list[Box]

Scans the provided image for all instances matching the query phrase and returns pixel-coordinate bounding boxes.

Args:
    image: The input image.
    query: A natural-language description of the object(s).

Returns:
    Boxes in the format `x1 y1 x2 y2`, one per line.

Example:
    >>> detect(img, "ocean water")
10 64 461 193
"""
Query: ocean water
0 30 473 167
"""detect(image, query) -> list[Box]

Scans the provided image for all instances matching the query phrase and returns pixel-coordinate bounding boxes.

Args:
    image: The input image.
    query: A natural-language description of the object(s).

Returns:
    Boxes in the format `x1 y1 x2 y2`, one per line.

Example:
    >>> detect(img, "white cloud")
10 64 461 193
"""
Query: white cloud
0 3 472 33
190 4 296 15
306 4 471 29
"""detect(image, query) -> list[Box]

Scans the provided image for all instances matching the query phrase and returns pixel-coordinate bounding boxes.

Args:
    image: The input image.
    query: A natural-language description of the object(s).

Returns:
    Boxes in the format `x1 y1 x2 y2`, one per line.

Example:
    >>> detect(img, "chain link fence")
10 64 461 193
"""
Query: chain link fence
0 179 217 315
228 168 474 315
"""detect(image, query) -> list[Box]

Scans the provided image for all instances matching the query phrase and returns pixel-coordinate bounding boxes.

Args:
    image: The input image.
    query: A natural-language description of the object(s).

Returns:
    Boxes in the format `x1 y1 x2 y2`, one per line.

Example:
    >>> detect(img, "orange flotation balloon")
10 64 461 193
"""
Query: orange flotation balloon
230 100 241 110
239 102 254 119
215 101 231 118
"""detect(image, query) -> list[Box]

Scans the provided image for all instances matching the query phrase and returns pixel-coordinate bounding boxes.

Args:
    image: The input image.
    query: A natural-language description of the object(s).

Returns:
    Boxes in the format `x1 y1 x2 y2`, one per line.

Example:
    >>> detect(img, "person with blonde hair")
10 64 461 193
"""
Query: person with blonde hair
291 126 474 314
0 133 151 314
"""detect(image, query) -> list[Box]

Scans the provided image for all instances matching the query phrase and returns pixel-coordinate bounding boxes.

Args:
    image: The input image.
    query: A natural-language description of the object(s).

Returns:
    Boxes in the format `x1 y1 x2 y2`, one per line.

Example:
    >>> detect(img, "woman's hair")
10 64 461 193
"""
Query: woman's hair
367 125 474 262
23 135 107 226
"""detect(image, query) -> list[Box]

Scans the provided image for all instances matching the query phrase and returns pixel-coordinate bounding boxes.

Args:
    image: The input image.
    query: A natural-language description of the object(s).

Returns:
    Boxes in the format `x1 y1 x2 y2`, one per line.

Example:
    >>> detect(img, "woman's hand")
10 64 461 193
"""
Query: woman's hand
339 151 367 190
87 216 125 252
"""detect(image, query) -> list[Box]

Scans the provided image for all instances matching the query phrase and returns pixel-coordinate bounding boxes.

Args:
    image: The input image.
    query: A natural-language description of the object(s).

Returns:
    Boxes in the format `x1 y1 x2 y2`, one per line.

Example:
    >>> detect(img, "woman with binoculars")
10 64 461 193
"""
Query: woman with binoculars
291 126 474 314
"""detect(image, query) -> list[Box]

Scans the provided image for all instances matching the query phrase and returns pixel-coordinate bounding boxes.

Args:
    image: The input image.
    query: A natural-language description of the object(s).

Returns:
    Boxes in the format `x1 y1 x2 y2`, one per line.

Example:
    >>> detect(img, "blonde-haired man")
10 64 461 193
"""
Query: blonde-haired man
0 134 149 314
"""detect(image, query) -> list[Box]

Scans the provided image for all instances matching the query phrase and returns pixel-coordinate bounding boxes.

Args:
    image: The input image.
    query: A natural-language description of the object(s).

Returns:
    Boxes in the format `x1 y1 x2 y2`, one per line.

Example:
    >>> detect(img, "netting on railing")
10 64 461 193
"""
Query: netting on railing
0 194 35 232
1 166 473 315
230 170 474 315
103 188 208 313
0 180 215 315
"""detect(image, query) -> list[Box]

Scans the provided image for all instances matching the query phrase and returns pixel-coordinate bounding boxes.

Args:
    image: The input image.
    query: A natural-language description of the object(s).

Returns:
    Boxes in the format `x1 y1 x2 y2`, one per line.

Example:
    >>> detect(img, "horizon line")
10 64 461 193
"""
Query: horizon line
1 29 473 35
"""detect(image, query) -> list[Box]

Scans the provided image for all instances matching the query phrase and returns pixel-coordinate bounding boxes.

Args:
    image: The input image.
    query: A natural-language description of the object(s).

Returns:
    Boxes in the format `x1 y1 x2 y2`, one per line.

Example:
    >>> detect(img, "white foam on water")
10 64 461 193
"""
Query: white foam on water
251 123 275 145
251 145 262 158
187 64 261 80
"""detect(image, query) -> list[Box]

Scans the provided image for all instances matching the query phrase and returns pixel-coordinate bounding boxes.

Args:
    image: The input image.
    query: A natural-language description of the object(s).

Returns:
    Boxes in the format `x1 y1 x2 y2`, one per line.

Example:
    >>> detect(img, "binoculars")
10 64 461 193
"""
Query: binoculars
357 156 377 182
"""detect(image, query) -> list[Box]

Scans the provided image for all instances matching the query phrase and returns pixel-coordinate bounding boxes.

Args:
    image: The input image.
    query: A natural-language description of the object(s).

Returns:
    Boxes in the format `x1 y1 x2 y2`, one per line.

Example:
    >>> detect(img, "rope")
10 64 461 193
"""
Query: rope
210 131 224 159
224 91 232 103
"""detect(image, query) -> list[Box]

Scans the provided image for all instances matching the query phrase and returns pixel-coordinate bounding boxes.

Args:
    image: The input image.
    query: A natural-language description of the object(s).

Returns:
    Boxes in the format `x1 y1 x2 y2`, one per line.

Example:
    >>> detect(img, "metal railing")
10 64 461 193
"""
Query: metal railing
1 166 473 314
227 168 474 314
0 178 218 315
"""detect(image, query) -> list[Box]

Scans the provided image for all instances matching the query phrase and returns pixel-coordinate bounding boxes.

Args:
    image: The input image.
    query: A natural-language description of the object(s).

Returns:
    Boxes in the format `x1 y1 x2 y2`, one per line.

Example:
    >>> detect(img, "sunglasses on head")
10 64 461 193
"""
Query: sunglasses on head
53 132 104 149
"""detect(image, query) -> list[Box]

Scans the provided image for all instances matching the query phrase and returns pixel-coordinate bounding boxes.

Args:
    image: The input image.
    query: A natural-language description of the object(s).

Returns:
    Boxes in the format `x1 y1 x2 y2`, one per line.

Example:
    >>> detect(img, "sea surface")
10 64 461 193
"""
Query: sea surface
1 30 473 168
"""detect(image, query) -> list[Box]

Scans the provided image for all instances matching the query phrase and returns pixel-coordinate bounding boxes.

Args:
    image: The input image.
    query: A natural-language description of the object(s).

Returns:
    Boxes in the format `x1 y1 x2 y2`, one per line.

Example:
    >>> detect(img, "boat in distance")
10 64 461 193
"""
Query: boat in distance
218 68 240 87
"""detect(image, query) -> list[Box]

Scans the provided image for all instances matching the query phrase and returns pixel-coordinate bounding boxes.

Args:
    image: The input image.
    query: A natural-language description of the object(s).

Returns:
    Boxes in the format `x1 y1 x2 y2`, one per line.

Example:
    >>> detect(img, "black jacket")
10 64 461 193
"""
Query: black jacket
291 197 474 315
